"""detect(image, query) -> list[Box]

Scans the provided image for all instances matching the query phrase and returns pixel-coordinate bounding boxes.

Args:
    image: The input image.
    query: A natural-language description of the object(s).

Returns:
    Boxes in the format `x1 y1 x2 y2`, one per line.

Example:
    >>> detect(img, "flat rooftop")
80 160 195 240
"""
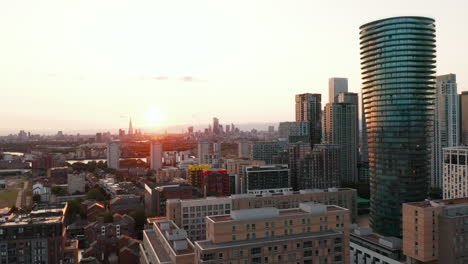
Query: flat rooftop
406 197 468 208
209 205 346 223
196 230 342 250
151 220 194 255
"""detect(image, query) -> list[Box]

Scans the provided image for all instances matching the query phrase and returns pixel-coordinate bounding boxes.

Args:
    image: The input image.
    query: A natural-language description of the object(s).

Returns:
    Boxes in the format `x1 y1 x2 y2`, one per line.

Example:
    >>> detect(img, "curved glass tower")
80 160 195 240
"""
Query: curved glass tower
360 17 436 237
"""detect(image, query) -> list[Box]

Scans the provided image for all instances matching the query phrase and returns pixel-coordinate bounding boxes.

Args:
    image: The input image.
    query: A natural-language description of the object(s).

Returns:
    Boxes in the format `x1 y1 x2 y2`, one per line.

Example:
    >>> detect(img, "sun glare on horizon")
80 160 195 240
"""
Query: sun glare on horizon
145 107 166 126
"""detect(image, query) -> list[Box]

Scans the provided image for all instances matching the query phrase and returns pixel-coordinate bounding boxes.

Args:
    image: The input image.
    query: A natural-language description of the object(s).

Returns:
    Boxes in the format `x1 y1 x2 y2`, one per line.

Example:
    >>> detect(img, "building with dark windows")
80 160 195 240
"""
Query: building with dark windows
299 144 341 189
323 93 359 184
432 74 459 189
243 165 290 194
360 16 436 237
0 203 71 264
252 141 288 164
201 169 231 197
295 93 322 145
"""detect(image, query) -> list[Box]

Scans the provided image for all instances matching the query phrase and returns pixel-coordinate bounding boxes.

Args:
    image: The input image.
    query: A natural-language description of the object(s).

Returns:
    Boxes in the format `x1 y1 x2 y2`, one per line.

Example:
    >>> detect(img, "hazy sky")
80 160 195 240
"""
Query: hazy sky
1 0 467 135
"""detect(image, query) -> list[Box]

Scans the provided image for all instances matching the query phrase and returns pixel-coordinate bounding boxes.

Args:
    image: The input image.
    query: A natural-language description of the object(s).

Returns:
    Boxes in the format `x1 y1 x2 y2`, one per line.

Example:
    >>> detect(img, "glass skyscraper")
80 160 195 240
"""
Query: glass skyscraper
360 17 436 236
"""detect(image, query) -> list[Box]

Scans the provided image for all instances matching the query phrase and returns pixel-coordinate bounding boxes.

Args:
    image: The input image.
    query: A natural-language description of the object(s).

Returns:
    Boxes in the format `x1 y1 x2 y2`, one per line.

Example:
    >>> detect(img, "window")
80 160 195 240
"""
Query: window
232 235 236 241
232 225 236 232
303 241 313 248
116 225 121 236
251 247 262 255
218 253 223 259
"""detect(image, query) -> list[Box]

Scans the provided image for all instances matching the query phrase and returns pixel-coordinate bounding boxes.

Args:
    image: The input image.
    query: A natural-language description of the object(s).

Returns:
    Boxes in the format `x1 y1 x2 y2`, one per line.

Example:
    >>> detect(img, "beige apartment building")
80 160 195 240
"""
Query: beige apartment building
166 188 357 241
194 202 350 264
403 198 468 264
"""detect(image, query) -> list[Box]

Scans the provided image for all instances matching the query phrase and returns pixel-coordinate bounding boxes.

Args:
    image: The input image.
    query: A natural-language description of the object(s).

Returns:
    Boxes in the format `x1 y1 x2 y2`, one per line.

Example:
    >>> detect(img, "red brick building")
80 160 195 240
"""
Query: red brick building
201 169 230 197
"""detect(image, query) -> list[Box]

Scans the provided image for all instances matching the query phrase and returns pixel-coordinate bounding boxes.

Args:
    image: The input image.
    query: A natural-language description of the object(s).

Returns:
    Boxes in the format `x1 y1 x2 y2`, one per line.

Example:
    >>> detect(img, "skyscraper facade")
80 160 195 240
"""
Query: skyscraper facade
323 94 359 183
150 141 163 171
107 141 120 170
295 93 322 145
299 144 341 189
432 74 459 188
329 77 348 103
360 16 436 237
213 117 220 134
460 91 468 145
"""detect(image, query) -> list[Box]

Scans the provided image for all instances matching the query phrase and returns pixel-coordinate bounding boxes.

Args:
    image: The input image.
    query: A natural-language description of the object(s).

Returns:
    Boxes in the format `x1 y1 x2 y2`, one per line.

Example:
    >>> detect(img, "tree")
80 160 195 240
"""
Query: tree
128 209 147 232
86 187 106 201
66 199 85 223
51 186 67 196
100 211 116 223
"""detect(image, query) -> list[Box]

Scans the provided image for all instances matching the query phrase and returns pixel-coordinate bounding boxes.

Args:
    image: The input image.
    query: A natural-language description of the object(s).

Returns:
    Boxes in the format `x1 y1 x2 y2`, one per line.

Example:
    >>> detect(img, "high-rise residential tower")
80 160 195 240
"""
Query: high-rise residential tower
323 92 359 184
295 93 322 145
460 91 468 145
107 141 121 170
213 117 220 134
432 74 459 188
329 77 348 103
360 16 436 237
150 141 163 171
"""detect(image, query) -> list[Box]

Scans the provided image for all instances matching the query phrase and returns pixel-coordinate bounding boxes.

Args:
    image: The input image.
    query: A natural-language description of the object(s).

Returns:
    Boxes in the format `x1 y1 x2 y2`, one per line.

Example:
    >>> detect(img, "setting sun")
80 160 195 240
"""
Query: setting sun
145 107 166 125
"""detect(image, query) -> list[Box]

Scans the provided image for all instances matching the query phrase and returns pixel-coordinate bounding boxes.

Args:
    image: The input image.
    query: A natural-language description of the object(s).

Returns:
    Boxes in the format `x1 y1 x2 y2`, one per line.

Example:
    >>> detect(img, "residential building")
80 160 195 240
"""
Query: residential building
443 146 468 199
403 198 468 263
83 214 139 264
238 141 251 159
360 16 436 237
432 74 459 188
144 184 194 216
461 91 468 145
109 195 144 214
188 165 211 188
350 227 404 264
278 122 292 139
166 188 358 241
150 141 163 171
86 202 106 222
197 141 220 167
288 121 310 143
33 182 51 202
67 172 86 195
299 144 340 189
167 197 232 241
329 77 348 103
252 141 288 164
0 203 69 264
140 218 195 264
243 165 290 194
201 169 231 197
107 141 120 170
295 93 322 145
194 202 350 264
225 159 265 194
323 95 359 183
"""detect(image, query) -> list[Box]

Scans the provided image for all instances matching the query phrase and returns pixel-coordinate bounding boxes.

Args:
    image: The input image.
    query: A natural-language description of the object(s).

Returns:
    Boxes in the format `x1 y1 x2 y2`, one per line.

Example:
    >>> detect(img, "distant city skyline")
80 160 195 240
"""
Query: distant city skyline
1 0 467 135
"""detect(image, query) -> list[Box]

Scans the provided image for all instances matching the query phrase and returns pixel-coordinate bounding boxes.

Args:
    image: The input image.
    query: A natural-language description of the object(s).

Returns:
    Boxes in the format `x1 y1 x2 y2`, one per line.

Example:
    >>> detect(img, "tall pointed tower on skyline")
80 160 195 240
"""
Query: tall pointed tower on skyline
128 118 134 135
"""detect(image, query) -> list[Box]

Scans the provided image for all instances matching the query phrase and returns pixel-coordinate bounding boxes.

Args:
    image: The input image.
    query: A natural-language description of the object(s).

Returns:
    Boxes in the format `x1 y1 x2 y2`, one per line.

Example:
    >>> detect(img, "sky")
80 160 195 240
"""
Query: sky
1 0 467 135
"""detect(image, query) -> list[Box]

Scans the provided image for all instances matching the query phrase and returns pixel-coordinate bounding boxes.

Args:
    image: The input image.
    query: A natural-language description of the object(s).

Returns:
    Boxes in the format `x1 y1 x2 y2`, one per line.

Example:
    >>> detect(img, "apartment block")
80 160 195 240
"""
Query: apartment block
201 169 231 197
144 184 194 216
243 165 291 194
225 159 265 194
140 218 195 264
403 198 468 263
188 165 211 188
166 188 357 241
252 141 288 164
67 172 86 195
443 146 468 199
195 202 350 264
350 227 404 264
0 203 72 264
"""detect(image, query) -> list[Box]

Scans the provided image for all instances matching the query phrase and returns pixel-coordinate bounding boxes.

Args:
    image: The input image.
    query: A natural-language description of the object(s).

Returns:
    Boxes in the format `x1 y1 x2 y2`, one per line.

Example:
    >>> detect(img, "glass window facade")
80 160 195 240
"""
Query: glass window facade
360 16 436 237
